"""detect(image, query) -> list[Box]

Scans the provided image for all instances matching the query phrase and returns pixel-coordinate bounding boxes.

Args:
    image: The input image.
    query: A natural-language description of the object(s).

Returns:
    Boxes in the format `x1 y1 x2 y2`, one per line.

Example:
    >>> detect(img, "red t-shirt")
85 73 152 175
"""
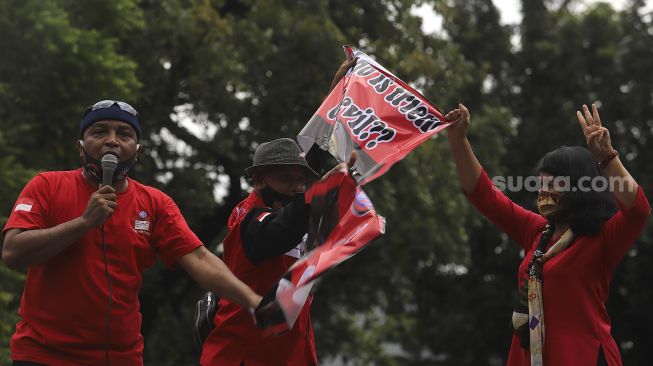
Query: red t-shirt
3 169 203 365
467 170 650 366
200 191 317 366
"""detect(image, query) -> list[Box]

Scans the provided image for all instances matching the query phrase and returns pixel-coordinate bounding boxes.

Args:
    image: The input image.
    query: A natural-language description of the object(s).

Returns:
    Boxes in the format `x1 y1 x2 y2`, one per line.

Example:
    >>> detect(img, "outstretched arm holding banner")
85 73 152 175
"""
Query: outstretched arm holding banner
444 103 482 194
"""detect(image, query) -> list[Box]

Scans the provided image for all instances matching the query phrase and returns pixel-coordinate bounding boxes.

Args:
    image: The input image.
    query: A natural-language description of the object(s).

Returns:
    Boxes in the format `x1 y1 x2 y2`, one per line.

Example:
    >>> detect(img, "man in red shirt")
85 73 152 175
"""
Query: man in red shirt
2 100 262 366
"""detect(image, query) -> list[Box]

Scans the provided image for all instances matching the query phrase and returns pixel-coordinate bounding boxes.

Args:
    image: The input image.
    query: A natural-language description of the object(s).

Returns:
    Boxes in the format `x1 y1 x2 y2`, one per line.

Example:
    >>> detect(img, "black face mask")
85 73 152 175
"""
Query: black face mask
81 146 138 185
259 184 295 207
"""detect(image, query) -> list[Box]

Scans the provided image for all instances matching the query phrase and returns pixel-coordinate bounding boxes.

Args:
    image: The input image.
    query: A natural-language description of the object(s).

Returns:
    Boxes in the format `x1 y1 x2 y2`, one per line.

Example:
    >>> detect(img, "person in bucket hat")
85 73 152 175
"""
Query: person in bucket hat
200 56 357 366
201 137 351 365
245 138 320 207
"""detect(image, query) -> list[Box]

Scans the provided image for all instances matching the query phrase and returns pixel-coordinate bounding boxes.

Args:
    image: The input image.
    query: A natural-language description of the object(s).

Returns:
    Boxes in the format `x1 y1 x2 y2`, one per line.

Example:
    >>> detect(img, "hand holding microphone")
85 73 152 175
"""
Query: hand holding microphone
81 154 118 228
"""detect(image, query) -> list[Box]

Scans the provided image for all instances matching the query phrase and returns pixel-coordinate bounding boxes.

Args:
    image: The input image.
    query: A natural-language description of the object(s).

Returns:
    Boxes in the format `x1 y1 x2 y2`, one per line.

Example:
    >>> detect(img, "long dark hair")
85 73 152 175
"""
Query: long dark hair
535 146 616 236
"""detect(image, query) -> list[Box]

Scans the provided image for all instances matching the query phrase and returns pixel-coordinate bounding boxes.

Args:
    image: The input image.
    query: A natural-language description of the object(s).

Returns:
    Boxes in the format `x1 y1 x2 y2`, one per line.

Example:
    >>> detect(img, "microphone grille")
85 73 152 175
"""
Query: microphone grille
101 154 119 170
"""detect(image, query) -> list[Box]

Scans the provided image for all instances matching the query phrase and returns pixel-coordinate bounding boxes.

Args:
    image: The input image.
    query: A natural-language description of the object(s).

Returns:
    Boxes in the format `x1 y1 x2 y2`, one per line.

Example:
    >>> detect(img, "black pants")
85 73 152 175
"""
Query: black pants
13 362 47 366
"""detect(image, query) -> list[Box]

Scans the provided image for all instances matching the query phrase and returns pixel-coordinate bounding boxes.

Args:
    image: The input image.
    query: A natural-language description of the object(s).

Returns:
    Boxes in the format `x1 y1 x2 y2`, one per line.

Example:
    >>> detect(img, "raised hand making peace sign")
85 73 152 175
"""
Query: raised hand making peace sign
575 102 639 206
576 103 618 168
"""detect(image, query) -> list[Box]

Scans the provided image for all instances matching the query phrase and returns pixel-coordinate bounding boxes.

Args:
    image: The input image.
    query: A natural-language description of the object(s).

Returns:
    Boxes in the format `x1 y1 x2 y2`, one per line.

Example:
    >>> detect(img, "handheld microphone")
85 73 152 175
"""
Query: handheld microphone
100 153 118 365
101 154 118 187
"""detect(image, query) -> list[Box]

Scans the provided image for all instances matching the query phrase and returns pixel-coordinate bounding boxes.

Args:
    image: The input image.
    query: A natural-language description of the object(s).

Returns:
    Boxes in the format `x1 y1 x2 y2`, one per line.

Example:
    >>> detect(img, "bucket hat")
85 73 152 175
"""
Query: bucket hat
245 138 319 178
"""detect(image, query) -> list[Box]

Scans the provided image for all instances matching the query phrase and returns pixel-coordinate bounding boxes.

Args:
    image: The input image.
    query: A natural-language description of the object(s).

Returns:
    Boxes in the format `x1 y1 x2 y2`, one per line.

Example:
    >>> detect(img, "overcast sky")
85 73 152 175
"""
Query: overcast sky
415 0 653 34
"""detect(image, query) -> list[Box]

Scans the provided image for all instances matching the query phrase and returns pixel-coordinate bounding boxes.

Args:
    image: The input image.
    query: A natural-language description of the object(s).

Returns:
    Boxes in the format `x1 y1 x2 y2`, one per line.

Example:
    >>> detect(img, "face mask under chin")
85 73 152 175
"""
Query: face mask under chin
81 147 137 185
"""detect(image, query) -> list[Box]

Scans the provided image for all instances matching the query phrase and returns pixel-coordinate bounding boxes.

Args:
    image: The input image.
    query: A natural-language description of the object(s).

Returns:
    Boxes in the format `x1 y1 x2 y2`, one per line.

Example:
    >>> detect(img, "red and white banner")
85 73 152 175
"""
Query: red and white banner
256 172 385 333
298 49 452 185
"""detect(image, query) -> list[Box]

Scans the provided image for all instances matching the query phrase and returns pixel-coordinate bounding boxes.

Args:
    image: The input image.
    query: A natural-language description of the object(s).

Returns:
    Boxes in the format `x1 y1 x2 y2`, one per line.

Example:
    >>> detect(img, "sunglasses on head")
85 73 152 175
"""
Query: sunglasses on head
83 100 139 117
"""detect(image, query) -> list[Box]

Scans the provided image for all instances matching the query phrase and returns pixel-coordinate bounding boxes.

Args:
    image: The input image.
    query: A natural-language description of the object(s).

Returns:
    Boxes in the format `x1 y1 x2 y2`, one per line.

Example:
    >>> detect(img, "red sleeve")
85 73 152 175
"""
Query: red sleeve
602 186 650 269
465 169 546 250
150 196 203 267
3 174 51 235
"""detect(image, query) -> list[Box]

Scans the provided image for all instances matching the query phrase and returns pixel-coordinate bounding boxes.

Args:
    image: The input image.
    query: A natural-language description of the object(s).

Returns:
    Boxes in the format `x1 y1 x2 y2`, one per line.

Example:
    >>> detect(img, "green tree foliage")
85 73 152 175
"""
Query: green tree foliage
0 152 31 365
0 0 651 364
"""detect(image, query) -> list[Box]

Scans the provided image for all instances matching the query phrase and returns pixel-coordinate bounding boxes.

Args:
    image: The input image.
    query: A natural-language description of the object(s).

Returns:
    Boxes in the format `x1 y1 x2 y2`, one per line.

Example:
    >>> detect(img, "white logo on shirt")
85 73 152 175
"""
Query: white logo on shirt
14 203 33 212
135 220 150 231
134 210 152 235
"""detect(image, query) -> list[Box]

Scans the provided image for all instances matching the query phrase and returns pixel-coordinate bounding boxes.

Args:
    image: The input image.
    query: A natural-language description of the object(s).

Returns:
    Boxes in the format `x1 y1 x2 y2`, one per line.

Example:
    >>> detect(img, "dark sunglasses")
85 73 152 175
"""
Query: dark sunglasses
83 100 139 117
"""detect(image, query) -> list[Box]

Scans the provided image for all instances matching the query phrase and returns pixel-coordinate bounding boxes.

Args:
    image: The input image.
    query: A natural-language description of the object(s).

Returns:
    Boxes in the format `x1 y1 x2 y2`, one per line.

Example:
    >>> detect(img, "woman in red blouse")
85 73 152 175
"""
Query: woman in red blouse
444 103 650 366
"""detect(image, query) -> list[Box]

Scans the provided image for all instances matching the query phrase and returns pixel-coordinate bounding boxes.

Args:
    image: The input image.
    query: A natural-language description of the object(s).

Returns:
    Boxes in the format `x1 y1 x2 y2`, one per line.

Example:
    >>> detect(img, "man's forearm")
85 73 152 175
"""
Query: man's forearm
204 254 261 309
180 247 261 309
2 216 92 269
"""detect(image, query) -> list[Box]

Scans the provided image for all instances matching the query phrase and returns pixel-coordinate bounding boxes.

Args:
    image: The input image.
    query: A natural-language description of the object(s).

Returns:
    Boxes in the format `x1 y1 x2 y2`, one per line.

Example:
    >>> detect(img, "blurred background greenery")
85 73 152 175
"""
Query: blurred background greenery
1 0 651 364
